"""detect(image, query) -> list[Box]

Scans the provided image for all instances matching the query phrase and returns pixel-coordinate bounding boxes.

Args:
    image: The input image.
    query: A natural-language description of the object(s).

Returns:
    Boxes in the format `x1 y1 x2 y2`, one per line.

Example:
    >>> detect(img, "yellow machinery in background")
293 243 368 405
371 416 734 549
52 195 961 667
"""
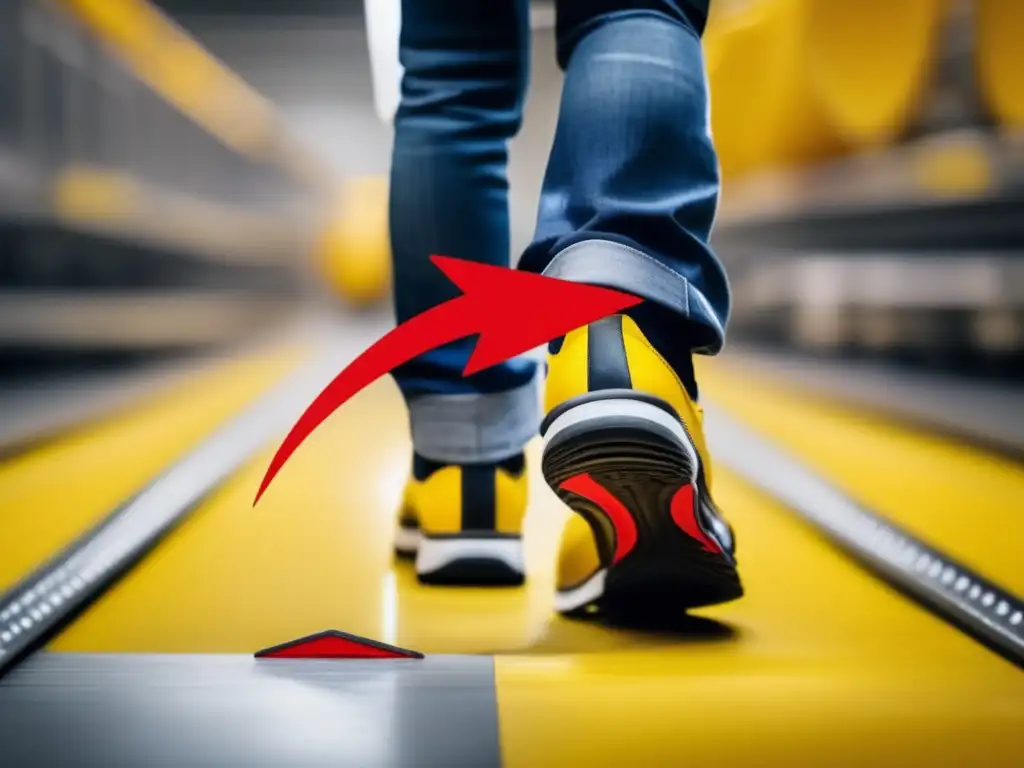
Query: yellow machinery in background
318 0 952 303
61 0 278 159
706 0 949 179
317 175 393 307
49 0 333 262
0 0 348 350
707 0 847 179
806 0 946 149
317 0 1021 309
49 0 401 318
47 0 1010 313
706 0 1024 368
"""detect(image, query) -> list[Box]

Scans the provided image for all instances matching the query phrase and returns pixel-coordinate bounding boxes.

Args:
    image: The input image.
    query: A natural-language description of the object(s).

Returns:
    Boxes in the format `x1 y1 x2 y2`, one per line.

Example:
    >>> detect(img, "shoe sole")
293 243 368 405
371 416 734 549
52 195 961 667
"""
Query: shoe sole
542 392 743 616
397 528 526 587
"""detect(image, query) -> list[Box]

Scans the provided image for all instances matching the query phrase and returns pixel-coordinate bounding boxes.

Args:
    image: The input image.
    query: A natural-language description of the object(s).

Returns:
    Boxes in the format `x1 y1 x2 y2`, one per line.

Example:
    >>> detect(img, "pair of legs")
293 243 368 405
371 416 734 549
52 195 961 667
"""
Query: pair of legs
388 0 742 613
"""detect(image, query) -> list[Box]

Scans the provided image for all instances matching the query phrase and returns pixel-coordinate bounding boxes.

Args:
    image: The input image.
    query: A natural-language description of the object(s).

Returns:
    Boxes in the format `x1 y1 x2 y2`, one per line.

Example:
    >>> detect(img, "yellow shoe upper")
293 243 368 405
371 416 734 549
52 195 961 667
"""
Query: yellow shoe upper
399 457 528 538
557 514 603 590
546 314 713 487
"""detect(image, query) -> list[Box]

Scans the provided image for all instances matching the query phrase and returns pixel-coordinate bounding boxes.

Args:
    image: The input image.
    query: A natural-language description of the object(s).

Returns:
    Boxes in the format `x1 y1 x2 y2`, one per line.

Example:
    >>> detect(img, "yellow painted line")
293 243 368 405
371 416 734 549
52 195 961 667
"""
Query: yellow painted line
698 357 1024 596
53 368 1021 672
496 470 1024 768
0 344 307 594
60 374 723 656
54 378 564 654
53 360 1023 760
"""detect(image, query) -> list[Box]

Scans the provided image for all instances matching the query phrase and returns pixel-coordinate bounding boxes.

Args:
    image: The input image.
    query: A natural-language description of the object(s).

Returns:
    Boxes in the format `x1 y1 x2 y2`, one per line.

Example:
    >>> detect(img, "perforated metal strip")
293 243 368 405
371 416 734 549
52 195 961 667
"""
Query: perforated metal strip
705 403 1024 667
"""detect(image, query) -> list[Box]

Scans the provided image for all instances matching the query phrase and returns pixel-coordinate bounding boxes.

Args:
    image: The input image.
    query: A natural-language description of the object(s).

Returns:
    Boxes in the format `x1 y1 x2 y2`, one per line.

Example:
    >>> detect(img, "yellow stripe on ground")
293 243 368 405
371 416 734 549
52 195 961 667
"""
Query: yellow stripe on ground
496 469 1024 768
0 344 306 593
51 362 1023 761
58 374 743 656
698 357 1024 596
53 378 565 655
54 367 1023 671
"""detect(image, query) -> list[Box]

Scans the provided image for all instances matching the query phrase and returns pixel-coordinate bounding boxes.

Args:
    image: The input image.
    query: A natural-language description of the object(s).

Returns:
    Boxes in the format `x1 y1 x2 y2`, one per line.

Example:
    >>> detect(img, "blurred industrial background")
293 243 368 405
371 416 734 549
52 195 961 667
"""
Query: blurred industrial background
3 0 1023 356
2 0 1022 449
2 4 1023 761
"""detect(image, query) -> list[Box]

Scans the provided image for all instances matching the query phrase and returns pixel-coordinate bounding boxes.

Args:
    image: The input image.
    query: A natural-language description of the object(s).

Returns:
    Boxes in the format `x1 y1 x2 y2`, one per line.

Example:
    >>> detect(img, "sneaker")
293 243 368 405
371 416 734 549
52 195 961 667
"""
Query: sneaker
542 314 741 615
395 452 528 586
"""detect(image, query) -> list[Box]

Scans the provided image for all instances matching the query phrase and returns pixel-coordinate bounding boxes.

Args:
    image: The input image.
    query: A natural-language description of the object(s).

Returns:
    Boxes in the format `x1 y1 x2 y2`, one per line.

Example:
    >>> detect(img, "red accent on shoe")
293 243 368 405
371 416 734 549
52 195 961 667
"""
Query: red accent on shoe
670 484 722 554
559 473 638 564
254 629 423 659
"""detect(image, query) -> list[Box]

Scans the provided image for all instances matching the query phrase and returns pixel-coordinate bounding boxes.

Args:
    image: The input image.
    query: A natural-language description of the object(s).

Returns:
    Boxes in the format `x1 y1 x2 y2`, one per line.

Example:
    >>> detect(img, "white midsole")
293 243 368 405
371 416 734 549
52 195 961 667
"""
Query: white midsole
415 536 524 575
554 569 607 613
543 397 699 474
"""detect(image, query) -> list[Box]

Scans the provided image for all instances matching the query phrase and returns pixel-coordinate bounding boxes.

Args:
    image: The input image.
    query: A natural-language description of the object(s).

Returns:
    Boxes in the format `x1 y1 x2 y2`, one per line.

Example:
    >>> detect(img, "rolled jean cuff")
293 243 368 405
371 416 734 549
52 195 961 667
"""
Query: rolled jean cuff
407 375 540 464
540 238 725 353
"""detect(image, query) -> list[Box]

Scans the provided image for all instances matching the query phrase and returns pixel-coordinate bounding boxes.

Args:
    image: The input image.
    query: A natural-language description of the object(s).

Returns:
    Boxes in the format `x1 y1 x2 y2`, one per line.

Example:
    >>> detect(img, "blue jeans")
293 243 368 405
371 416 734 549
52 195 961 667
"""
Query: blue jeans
389 0 727 464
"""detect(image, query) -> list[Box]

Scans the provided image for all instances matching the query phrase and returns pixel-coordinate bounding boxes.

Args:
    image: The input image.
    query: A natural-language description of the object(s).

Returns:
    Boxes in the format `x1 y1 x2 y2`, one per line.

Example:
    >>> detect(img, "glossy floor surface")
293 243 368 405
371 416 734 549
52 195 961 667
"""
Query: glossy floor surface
1 319 1022 766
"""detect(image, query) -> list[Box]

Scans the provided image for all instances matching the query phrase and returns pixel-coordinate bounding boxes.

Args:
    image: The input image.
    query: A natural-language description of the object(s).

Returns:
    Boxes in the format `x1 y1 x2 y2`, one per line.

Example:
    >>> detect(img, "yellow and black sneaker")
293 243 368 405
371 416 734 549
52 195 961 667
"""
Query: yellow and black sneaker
541 314 741 615
395 453 528 585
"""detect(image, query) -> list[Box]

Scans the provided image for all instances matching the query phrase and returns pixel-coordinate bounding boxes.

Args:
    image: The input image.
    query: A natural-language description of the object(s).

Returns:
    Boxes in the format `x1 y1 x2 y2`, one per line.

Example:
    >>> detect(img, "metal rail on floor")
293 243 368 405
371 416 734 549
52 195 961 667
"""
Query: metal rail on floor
2 358 1022 678
705 403 1024 668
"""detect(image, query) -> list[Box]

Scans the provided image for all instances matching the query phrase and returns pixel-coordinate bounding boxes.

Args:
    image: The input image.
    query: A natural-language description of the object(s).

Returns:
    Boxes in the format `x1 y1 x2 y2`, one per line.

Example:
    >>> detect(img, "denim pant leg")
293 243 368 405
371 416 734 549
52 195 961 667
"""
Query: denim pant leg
389 0 541 464
520 1 729 357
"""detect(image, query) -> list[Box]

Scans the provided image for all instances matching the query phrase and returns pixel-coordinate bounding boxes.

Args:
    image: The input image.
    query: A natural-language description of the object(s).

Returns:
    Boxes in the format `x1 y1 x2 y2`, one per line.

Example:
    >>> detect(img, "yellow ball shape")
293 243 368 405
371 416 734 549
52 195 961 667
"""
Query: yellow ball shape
318 175 392 306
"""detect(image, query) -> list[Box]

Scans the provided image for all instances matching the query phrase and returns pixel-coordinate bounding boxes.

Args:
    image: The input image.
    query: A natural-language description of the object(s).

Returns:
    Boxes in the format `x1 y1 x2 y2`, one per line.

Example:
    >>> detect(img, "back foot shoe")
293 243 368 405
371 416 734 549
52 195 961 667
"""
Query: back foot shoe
394 452 528 586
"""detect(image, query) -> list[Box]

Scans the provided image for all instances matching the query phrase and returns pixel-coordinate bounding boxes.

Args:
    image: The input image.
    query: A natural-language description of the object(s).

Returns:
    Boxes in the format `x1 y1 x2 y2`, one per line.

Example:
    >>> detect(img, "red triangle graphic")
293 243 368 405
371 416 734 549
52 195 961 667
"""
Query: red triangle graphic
254 630 423 660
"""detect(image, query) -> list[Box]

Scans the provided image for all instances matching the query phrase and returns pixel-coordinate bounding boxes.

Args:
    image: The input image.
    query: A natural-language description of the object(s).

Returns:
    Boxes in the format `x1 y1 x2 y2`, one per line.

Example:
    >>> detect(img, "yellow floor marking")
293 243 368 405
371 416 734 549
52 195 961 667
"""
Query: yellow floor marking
55 377 567 654
496 471 1024 767
699 357 1024 595
0 345 306 592
49 358 1024 764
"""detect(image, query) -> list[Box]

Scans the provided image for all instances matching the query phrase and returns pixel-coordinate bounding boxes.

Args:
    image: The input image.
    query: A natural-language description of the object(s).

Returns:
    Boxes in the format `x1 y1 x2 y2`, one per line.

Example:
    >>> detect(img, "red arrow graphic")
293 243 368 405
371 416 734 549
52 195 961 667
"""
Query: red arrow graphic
253 255 642 505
